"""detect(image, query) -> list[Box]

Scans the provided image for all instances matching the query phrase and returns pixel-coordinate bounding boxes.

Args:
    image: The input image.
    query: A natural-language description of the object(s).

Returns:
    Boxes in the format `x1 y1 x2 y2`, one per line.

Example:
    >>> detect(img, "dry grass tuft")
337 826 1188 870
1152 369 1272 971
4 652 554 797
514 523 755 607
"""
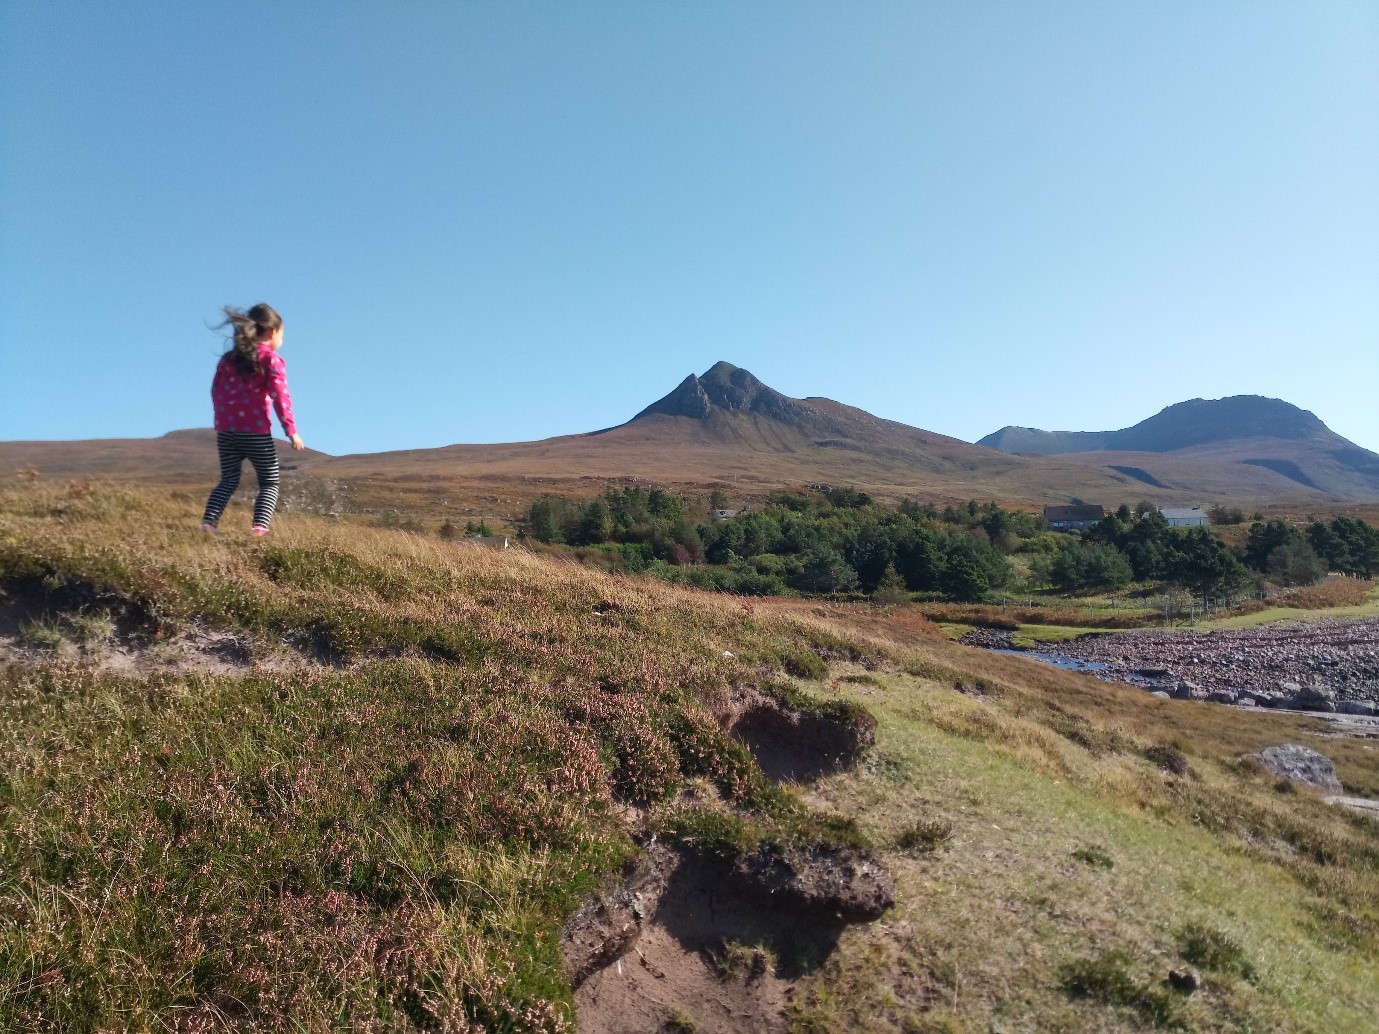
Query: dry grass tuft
1278 577 1376 610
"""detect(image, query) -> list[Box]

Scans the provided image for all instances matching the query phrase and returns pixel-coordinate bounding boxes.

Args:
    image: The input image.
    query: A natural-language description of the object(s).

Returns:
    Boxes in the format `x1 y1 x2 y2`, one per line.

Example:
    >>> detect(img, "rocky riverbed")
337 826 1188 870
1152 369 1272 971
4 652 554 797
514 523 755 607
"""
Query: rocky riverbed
963 617 1379 715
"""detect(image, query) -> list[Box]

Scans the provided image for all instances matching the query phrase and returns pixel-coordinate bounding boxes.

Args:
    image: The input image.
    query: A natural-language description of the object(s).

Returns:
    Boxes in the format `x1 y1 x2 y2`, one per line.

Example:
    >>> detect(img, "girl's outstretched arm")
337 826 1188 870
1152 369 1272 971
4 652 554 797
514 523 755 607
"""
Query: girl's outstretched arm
265 352 300 443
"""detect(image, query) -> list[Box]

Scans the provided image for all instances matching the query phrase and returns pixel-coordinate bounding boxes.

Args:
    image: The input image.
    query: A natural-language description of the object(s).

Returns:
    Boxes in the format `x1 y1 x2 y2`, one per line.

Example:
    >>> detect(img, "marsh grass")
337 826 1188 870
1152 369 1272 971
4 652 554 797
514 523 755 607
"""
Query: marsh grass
770 655 1379 1030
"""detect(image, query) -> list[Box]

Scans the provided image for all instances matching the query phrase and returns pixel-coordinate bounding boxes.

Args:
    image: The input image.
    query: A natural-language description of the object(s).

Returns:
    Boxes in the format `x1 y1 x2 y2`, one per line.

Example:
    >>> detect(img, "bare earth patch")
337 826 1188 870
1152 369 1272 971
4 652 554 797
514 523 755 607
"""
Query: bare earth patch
728 692 874 784
568 844 865 1033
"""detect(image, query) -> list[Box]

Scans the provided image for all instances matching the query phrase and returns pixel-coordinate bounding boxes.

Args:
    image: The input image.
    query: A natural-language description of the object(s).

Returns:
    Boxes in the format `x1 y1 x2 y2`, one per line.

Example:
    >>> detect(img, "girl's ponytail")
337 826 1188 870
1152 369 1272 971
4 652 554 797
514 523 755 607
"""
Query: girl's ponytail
220 303 282 376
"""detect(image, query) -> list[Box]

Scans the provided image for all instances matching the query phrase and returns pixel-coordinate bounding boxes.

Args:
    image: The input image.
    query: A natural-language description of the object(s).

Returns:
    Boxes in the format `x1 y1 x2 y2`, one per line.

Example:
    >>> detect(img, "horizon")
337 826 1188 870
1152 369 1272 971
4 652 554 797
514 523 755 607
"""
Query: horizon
0 361 1359 460
3 3 1376 455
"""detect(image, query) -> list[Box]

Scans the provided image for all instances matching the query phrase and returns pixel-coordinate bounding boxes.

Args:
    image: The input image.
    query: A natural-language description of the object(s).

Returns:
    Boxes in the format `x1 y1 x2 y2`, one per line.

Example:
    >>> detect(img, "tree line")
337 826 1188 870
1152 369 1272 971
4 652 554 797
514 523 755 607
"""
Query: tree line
1045 506 1379 594
522 487 1033 600
519 487 1379 602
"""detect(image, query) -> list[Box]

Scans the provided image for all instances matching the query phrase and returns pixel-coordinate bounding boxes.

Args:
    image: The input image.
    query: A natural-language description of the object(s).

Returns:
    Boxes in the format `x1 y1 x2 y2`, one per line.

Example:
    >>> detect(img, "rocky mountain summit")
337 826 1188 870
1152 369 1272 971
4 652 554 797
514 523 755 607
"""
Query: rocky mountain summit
631 361 821 425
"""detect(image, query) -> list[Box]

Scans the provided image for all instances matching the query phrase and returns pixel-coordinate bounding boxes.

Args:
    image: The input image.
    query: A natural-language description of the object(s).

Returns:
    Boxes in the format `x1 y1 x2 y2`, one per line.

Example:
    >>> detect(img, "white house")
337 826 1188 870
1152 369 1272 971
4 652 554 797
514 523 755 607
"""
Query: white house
1159 507 1208 527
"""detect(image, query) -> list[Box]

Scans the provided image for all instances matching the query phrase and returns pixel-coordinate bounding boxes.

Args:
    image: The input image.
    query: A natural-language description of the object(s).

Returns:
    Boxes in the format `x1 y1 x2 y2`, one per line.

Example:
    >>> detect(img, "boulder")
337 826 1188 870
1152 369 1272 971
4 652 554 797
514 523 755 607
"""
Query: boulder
1286 695 1336 713
1249 745 1343 793
1207 690 1238 704
1150 691 1171 700
1170 680 1207 701
1292 684 1336 707
1337 700 1378 717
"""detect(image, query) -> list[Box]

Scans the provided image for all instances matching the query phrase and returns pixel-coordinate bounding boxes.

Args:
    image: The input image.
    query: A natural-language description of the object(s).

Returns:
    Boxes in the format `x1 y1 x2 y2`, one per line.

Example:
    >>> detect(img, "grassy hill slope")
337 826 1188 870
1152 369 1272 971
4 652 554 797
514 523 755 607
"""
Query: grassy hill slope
2 485 1377 1031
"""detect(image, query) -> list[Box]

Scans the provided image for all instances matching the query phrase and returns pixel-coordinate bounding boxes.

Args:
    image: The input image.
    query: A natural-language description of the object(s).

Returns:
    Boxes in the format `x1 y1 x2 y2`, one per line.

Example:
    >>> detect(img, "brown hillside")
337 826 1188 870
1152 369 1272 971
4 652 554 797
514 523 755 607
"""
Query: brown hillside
5 366 1377 519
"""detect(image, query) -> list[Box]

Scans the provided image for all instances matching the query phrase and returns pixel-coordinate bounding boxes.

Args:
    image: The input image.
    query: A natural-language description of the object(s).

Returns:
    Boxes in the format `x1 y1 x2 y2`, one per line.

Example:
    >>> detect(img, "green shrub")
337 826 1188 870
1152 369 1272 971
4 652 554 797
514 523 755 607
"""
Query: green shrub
1072 845 1115 870
1059 950 1186 1028
1177 922 1256 981
896 818 954 853
781 647 826 680
1144 743 1192 776
659 805 757 859
711 939 776 982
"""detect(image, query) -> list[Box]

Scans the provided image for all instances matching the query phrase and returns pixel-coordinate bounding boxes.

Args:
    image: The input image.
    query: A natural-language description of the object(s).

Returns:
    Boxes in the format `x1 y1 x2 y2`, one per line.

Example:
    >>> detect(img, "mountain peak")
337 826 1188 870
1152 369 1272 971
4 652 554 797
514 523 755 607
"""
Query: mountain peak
631 363 818 425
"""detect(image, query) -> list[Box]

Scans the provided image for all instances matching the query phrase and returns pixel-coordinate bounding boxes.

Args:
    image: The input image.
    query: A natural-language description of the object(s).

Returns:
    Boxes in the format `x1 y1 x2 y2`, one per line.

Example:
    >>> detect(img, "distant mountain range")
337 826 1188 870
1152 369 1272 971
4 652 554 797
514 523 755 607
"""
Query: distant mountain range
5 366 1379 507
977 395 1379 497
981 396 1335 455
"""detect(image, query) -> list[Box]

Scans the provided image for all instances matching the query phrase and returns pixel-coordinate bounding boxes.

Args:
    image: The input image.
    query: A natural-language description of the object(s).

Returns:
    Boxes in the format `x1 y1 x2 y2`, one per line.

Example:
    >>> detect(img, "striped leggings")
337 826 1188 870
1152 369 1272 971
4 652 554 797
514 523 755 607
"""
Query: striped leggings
202 432 280 529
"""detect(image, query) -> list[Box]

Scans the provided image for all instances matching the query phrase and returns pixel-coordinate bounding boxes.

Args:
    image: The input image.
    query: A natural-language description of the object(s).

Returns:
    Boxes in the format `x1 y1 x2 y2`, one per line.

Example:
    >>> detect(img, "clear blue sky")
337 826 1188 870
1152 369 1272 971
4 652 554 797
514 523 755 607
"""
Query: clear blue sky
3 1 1376 456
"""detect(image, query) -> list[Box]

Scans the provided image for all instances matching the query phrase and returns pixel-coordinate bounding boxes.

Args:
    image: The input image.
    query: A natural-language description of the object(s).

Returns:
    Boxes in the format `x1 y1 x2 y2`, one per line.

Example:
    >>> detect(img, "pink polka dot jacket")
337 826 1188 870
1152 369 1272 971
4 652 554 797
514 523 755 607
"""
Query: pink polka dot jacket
211 343 298 437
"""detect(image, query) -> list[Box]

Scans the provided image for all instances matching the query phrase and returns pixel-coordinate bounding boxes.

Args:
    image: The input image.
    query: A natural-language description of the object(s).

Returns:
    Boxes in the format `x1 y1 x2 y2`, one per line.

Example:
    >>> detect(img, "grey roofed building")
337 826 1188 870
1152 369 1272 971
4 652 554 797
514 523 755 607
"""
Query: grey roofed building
1159 507 1208 527
1043 504 1105 531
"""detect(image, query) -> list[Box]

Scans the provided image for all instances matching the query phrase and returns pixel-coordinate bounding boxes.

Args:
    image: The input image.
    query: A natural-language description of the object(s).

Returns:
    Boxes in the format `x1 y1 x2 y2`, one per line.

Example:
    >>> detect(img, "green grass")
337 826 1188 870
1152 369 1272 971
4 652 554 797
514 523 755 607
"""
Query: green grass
1200 596 1379 630
3 483 1378 1033
1010 623 1117 647
786 665 1379 1032
934 621 974 641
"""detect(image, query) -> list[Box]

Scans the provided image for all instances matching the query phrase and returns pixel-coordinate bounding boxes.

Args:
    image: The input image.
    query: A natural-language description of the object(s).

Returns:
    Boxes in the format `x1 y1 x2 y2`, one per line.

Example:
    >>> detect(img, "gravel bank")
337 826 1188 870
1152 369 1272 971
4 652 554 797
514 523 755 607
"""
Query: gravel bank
1033 617 1379 711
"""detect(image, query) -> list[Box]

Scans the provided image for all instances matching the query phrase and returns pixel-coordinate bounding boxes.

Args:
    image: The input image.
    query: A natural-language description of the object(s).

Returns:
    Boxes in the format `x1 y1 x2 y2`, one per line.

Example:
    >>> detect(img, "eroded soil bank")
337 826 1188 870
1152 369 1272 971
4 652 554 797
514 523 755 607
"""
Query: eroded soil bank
565 841 892 1033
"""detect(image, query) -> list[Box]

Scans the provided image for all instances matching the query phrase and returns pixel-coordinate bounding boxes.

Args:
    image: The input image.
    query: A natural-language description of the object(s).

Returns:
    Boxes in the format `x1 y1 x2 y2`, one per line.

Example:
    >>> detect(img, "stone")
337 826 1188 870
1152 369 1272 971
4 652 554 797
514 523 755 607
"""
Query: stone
1249 745 1343 793
1207 690 1238 704
1237 696 1257 707
1292 684 1335 706
1150 690 1171 700
1171 680 1206 701
1337 700 1378 717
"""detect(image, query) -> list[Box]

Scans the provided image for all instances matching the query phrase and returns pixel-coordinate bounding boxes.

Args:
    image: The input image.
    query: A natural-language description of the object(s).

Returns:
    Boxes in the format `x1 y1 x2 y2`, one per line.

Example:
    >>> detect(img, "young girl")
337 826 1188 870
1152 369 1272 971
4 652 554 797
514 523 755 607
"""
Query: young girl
200 303 305 536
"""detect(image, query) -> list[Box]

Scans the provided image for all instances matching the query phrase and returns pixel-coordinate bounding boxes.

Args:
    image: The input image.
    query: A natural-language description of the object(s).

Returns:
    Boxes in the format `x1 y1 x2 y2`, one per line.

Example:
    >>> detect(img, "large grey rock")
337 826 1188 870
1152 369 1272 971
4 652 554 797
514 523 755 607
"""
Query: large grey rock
1250 745 1343 792
1337 700 1378 717
1171 680 1207 701
1291 684 1336 708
